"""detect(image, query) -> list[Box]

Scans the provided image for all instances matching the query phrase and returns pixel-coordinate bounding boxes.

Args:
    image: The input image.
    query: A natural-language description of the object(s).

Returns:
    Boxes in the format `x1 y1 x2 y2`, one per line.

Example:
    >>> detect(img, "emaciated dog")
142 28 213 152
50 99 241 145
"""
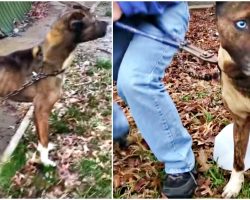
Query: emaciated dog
216 2 250 198
0 3 107 166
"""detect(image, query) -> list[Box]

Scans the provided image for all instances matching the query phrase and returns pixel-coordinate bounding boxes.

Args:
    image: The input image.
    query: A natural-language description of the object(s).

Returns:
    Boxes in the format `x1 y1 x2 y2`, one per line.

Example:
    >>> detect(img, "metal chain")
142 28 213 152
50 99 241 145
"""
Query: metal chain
2 69 65 101
115 22 218 64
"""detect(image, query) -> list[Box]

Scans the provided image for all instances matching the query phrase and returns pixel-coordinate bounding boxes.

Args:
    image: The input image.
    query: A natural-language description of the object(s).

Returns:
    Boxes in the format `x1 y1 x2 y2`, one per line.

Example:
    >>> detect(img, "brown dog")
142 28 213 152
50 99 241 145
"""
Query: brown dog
216 2 250 198
0 4 107 166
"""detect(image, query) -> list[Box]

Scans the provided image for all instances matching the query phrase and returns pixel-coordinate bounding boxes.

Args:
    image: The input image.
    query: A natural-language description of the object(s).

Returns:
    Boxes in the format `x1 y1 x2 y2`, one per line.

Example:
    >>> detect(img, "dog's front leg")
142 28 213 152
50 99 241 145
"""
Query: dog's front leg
222 116 250 198
33 93 59 167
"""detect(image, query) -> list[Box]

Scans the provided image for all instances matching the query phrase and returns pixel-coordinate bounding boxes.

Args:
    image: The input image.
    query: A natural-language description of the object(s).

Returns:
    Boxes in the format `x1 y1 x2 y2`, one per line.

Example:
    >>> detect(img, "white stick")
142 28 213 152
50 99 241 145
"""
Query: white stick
189 4 214 10
1 106 34 163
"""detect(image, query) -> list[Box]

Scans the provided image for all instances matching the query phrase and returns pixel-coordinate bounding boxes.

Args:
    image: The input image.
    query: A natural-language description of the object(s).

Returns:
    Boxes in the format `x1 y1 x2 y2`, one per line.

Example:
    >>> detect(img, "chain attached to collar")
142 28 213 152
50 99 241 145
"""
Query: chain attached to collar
115 22 218 64
2 69 65 101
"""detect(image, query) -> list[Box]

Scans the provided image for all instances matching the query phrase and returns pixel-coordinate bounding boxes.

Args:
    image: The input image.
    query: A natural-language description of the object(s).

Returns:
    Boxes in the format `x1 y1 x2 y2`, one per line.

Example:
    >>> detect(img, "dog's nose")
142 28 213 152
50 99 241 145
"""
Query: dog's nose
97 21 108 36
100 21 108 30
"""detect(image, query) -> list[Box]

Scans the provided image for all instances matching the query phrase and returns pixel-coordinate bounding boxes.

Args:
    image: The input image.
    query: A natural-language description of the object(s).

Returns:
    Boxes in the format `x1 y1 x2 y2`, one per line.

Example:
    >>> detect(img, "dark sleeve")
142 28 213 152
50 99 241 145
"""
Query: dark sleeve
118 1 175 17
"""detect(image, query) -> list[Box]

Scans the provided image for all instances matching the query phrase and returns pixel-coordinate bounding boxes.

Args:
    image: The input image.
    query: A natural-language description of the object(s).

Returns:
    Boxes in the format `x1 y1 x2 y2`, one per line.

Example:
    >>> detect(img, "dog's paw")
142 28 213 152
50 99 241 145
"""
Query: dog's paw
37 142 56 167
222 182 242 198
41 158 56 167
222 170 244 198
48 142 57 151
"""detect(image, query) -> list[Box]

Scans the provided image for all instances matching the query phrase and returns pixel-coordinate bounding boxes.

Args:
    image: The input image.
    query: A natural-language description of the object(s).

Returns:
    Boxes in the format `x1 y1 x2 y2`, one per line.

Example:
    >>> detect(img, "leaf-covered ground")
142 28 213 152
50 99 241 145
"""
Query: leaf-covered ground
113 7 250 199
0 2 112 198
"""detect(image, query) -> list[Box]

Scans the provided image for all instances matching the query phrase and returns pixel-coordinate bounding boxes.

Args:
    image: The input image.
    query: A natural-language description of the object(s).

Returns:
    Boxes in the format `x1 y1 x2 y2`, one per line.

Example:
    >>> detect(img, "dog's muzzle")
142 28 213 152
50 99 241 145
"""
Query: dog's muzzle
96 20 108 37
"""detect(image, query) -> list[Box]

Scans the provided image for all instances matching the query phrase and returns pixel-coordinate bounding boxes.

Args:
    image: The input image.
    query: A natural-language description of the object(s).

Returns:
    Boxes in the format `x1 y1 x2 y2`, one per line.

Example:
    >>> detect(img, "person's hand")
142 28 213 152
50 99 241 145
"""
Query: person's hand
113 2 122 21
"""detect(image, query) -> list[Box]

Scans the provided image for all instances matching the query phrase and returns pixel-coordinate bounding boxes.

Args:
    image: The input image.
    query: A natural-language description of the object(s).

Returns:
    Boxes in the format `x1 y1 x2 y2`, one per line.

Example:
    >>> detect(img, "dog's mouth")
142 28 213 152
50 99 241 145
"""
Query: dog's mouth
235 57 250 77
226 69 250 94
242 69 250 76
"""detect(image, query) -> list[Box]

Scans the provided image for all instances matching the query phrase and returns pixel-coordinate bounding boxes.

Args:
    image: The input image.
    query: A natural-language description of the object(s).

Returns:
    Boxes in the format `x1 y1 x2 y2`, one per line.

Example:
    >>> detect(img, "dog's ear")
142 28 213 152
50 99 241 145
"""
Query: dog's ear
60 2 90 12
70 19 84 31
68 12 85 31
71 3 90 12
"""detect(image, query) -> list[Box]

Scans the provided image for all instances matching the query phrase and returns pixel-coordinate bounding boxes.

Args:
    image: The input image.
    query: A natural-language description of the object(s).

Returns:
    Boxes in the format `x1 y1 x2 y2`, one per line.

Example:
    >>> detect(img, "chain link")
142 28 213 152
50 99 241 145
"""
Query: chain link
2 70 65 101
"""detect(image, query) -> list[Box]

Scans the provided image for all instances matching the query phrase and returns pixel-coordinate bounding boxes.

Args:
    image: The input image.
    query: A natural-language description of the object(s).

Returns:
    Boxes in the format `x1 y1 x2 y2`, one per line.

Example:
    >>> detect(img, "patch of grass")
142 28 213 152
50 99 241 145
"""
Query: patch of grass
205 163 225 188
89 117 100 128
32 165 59 190
113 187 125 199
204 111 213 123
65 106 83 121
105 10 111 17
98 1 110 6
90 138 99 145
50 112 70 133
96 59 112 70
182 94 192 101
76 158 111 198
98 154 110 163
88 95 99 108
101 107 111 117
220 119 230 126
196 91 208 99
86 68 95 76
239 182 250 198
0 143 27 193
105 94 112 102
101 74 112 85
75 124 87 135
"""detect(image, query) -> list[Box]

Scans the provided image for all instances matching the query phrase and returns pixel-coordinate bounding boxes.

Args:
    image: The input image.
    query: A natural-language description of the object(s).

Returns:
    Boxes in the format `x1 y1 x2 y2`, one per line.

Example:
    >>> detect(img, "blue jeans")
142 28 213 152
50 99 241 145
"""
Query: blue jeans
113 2 195 174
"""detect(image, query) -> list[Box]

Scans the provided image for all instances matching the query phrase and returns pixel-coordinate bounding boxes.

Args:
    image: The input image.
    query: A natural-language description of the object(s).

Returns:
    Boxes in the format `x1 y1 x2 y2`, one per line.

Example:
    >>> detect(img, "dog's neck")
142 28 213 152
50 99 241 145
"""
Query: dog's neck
219 47 250 96
223 65 250 97
41 31 77 72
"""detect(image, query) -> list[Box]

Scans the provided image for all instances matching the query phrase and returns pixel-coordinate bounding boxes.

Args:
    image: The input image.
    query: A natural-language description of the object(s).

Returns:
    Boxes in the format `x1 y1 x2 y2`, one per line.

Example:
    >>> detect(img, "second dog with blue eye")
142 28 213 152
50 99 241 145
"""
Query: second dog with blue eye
216 2 250 198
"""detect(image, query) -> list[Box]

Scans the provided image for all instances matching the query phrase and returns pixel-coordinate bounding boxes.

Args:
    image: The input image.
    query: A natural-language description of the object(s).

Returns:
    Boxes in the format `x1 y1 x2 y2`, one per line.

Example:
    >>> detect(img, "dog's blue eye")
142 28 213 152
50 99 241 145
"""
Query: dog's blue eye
235 20 247 29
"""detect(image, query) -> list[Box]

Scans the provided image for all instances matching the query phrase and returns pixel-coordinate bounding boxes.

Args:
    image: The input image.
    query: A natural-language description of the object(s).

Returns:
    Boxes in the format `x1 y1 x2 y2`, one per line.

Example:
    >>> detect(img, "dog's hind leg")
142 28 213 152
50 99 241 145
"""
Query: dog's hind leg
222 116 250 198
33 92 60 167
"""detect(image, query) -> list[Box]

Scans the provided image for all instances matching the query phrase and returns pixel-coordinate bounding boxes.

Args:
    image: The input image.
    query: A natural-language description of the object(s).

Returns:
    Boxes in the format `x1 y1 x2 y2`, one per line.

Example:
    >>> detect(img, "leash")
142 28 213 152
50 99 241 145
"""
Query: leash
115 22 218 64
2 69 65 101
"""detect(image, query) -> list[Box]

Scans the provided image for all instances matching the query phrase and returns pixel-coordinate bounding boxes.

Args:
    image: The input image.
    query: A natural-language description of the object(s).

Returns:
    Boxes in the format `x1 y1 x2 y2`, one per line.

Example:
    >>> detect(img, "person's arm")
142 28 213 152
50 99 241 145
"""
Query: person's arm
113 2 123 21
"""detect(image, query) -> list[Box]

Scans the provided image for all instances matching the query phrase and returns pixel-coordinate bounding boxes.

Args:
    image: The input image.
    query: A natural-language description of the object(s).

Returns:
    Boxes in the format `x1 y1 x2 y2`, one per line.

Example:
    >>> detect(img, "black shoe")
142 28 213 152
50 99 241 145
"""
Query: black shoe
115 136 129 149
162 169 197 198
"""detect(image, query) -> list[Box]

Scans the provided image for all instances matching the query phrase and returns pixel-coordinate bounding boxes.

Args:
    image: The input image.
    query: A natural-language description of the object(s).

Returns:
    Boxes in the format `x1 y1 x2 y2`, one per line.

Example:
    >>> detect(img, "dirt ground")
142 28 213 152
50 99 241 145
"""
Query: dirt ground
0 106 19 155
0 2 65 55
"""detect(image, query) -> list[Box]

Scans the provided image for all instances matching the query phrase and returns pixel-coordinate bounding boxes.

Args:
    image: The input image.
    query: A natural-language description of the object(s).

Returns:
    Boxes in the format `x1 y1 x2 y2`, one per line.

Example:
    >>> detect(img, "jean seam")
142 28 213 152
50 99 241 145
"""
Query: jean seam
152 88 190 167
146 39 191 169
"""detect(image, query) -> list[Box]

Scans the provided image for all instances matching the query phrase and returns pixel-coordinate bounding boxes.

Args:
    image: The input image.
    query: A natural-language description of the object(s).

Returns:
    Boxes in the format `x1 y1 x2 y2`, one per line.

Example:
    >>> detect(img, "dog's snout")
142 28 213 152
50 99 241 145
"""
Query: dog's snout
98 21 108 31
97 21 108 36
100 21 108 28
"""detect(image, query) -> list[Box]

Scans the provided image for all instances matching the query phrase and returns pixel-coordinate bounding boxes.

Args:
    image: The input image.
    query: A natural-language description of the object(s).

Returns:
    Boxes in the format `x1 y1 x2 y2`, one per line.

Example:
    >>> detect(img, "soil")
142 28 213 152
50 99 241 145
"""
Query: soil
0 106 19 155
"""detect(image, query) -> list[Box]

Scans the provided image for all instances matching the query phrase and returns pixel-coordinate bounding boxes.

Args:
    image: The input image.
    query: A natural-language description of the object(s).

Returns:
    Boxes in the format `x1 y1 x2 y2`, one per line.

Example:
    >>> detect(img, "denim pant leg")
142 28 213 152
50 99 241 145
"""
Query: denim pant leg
113 18 134 82
113 102 129 140
117 2 195 174
113 19 135 140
